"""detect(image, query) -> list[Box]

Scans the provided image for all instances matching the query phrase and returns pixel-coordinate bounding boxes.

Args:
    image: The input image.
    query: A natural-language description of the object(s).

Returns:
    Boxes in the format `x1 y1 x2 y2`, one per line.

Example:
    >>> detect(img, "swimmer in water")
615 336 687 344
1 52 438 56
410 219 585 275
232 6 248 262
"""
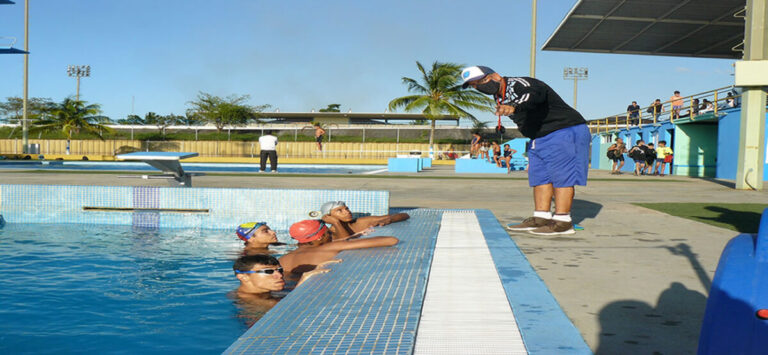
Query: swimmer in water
319 201 409 241
236 222 286 255
231 254 333 326
279 219 398 276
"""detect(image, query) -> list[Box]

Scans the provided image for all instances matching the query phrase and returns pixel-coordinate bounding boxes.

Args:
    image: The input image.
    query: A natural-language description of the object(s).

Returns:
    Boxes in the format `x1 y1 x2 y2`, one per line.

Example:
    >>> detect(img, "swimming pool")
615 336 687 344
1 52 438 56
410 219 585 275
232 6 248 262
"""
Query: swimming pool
0 161 387 174
0 223 295 354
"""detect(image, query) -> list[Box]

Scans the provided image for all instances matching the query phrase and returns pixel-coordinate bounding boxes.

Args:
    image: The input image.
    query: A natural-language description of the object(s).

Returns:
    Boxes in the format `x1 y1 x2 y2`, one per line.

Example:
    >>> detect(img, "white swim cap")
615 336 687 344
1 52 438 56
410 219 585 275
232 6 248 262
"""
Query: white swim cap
320 201 347 216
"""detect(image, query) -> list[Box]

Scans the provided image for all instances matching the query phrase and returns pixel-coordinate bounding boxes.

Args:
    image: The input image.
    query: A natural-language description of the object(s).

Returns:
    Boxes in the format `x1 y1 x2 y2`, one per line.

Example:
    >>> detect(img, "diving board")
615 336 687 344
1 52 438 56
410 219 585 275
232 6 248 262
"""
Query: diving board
116 152 202 187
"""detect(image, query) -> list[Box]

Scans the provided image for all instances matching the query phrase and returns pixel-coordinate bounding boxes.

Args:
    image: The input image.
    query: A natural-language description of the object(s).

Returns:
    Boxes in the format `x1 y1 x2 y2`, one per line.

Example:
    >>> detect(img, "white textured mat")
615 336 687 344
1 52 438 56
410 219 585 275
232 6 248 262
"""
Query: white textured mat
414 211 527 355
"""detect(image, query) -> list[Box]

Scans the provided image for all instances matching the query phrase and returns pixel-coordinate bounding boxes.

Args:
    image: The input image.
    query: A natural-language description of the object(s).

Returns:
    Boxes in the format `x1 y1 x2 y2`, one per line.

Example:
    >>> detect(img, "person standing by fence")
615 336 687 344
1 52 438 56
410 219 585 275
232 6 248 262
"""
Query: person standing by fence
259 130 278 173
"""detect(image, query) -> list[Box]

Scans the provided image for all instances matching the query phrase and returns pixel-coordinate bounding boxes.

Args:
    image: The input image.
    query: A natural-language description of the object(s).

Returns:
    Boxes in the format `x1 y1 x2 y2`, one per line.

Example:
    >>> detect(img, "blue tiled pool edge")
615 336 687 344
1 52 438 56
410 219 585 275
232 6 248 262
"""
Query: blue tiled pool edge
0 184 389 231
224 209 442 354
477 209 592 354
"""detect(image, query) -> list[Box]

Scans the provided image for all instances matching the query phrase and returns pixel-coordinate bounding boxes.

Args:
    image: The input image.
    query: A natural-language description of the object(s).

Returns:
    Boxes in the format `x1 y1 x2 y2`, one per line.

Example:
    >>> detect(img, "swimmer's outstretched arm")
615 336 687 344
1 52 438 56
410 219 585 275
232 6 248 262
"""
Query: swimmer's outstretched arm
321 236 398 252
358 213 410 227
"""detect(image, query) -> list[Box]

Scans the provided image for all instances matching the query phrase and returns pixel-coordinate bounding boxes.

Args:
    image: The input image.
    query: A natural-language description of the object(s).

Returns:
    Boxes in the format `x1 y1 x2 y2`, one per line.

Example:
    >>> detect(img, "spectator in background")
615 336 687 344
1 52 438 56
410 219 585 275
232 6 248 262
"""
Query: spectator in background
258 130 278 173
670 91 684 120
491 141 502 167
627 140 647 176
654 140 674 176
502 144 517 173
647 99 664 121
626 101 641 125
643 143 657 175
608 137 626 175
700 99 715 113
679 98 700 118
444 148 458 160
479 141 491 162
470 132 482 158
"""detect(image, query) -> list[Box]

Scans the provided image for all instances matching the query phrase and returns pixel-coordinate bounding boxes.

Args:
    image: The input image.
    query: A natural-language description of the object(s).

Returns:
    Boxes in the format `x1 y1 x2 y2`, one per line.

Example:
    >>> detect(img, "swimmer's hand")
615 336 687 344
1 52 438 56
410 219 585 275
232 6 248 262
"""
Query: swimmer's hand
351 227 375 238
317 259 342 268
495 104 515 116
297 268 330 287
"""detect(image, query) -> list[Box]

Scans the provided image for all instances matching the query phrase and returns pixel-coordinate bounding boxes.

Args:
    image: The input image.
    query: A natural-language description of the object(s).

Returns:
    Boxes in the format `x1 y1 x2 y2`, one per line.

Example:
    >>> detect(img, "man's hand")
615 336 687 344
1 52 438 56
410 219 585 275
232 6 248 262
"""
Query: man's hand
495 104 515 116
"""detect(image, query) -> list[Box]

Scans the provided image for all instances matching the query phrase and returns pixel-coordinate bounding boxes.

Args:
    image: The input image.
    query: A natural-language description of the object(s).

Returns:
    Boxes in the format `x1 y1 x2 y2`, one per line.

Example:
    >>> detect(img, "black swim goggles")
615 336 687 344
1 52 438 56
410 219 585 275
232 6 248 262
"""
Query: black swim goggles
235 267 283 275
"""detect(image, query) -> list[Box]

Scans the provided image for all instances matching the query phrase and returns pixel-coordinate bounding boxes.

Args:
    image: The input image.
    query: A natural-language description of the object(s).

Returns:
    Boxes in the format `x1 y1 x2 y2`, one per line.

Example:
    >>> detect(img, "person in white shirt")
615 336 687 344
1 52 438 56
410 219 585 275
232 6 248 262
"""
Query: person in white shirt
258 131 278 172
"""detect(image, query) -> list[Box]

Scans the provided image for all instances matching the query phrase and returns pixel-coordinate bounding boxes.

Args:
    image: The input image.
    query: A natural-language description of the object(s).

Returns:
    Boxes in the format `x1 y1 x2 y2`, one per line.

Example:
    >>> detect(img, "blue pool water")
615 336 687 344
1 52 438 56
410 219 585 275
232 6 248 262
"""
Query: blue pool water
0 161 386 174
0 223 295 354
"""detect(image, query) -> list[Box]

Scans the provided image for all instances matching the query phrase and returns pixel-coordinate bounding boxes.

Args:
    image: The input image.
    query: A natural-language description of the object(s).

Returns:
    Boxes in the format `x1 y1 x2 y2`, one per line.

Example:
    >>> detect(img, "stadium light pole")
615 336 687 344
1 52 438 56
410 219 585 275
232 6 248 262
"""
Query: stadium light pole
21 0 28 152
530 0 537 77
67 65 90 101
563 67 588 110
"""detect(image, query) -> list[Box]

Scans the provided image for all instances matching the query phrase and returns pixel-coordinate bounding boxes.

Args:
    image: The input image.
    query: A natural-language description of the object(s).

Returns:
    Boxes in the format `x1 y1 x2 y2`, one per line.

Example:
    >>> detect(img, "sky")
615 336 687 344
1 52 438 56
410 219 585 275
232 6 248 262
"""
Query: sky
0 0 737 127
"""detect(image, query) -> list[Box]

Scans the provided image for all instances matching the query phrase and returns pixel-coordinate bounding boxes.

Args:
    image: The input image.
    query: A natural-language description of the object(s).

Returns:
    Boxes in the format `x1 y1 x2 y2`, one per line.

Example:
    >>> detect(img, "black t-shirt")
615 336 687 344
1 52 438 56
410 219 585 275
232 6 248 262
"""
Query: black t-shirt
499 77 586 139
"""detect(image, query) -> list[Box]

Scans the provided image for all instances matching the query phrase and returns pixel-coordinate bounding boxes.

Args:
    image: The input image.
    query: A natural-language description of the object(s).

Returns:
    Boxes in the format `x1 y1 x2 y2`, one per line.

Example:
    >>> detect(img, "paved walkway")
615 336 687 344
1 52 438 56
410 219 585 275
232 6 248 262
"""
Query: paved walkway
1 168 766 354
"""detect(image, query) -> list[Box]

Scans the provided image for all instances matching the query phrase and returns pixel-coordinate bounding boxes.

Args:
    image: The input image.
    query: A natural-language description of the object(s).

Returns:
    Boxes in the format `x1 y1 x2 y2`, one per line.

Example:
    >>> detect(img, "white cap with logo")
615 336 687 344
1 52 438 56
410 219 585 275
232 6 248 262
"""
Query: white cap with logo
461 66 496 88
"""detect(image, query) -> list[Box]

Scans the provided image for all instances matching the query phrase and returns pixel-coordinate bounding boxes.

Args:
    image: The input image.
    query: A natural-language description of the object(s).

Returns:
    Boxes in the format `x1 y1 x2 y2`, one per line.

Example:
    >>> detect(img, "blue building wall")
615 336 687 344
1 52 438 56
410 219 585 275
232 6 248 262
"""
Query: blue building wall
592 121 675 174
716 109 768 181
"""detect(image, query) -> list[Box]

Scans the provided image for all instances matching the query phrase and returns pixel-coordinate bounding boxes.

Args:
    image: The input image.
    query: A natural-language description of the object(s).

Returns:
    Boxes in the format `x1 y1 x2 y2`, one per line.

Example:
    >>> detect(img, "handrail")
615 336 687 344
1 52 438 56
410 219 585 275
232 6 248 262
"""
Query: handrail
588 85 740 134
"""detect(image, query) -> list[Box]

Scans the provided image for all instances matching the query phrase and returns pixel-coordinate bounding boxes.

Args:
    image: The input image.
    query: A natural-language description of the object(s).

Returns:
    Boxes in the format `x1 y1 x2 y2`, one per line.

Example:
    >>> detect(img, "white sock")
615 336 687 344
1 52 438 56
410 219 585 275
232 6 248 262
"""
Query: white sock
552 214 572 223
533 211 552 219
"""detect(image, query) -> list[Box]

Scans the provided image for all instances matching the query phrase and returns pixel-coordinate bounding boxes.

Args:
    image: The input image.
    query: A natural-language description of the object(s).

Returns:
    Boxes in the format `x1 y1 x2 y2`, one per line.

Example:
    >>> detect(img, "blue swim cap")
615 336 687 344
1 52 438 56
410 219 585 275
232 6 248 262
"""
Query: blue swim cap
236 222 266 242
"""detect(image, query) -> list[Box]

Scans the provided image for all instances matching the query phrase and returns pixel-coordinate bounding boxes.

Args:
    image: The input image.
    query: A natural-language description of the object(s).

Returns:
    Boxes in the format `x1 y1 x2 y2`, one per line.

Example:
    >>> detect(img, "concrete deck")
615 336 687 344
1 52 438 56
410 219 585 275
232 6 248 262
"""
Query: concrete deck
1 166 765 354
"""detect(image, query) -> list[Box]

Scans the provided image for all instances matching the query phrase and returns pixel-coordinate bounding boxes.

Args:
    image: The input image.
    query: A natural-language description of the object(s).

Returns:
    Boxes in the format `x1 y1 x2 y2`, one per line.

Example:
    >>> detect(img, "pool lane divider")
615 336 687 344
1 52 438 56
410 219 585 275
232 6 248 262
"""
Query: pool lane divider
476 209 592 354
414 211 527 354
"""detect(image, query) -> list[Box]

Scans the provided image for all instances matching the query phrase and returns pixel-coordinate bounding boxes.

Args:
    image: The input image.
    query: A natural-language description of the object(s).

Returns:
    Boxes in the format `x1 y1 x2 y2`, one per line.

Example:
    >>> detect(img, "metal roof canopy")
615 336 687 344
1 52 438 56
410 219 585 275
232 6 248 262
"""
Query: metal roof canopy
543 0 746 59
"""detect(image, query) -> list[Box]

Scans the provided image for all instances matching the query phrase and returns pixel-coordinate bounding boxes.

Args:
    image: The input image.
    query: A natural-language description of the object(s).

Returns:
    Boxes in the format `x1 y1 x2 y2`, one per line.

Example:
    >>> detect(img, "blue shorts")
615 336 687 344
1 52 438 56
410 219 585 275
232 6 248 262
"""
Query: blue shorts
528 124 590 188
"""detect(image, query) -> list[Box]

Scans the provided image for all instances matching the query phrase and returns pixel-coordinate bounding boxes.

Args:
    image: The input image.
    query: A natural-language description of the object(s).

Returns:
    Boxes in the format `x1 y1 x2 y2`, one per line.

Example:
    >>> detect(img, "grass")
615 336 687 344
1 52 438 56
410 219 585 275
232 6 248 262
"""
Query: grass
634 202 766 233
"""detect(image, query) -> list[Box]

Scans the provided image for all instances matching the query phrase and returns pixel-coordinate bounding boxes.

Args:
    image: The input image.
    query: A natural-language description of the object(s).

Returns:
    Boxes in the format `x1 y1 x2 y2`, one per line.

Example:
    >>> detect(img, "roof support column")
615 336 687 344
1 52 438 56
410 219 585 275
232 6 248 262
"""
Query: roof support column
735 0 767 190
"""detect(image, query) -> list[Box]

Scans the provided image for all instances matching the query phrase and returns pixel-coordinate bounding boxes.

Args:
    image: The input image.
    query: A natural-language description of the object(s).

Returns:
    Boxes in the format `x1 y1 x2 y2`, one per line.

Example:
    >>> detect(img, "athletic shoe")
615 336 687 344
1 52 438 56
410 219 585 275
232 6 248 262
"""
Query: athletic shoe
528 220 575 235
507 217 551 231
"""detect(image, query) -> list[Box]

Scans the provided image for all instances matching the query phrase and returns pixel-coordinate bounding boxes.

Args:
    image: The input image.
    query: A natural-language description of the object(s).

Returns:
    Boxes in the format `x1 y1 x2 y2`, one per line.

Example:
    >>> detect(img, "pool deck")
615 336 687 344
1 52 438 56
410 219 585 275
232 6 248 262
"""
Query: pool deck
1 167 766 354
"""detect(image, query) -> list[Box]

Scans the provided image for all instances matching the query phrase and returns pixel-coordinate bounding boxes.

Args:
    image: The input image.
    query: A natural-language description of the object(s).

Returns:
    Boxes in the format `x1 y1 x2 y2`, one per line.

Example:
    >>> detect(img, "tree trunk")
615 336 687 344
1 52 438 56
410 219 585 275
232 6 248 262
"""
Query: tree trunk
429 119 435 158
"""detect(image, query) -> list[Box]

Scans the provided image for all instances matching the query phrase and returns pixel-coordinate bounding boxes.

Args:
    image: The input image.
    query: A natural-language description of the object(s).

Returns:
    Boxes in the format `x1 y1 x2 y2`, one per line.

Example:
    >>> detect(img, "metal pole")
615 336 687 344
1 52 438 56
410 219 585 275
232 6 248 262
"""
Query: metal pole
573 77 578 109
530 0 537 77
22 0 29 153
76 76 80 101
735 0 767 190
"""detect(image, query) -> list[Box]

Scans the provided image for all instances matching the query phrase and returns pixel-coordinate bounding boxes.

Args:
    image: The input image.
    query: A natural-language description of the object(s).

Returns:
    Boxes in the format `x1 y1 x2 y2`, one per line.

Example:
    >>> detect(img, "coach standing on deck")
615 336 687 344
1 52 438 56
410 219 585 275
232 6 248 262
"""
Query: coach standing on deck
258 130 278 173
461 66 590 235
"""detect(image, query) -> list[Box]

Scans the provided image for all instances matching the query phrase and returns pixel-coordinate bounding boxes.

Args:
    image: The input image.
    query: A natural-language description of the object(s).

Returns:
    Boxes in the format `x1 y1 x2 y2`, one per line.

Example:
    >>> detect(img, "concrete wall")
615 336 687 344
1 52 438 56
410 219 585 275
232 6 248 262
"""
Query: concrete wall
674 123 718 177
0 139 470 159
716 108 768 181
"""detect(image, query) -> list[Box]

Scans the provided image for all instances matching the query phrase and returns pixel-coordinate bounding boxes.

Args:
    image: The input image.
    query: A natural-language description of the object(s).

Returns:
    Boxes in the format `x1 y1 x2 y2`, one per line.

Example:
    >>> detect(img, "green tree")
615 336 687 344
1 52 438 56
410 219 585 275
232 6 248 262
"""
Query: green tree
143 112 179 137
319 104 341 112
179 111 204 126
388 61 493 154
32 98 112 140
0 97 56 124
117 114 146 125
186 92 270 133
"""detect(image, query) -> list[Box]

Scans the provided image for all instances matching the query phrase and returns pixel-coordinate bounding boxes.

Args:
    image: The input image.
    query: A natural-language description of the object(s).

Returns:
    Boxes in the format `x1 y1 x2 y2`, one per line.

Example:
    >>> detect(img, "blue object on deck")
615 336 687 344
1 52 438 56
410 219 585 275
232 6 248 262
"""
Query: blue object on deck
455 158 507 173
421 158 432 168
388 158 421 173
698 208 768 355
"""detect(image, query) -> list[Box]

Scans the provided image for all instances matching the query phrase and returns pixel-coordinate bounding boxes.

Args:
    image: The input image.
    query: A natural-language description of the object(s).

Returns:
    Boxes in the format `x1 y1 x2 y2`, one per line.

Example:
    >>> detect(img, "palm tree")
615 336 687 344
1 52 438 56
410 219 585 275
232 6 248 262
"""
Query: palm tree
388 61 494 156
32 98 112 153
